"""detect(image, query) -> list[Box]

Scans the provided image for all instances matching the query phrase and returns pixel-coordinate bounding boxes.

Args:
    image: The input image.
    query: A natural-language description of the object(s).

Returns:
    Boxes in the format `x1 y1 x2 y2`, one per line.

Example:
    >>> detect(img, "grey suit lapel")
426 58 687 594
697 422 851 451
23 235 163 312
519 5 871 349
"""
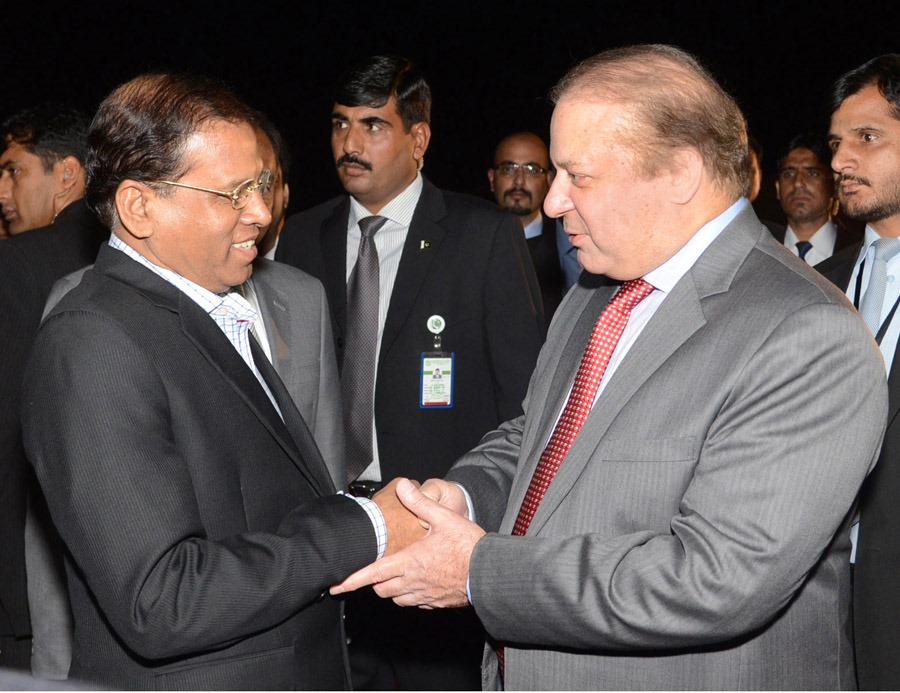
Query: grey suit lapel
509 207 758 535
251 267 294 391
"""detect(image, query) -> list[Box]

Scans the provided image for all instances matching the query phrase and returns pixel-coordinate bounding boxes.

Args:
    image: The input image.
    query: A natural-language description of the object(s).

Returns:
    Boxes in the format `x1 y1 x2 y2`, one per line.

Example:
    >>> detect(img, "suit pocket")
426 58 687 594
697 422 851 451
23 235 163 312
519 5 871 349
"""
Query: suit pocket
154 645 294 691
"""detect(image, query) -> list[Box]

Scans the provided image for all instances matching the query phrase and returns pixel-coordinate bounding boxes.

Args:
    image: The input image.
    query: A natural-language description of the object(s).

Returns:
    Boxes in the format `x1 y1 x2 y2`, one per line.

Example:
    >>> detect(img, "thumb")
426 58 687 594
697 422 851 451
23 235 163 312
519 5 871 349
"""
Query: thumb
396 477 453 527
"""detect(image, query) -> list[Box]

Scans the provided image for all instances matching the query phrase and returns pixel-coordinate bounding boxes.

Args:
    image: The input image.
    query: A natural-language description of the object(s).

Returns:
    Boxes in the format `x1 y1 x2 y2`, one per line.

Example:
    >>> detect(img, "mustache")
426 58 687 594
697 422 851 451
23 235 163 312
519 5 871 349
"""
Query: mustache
837 173 871 187
337 154 373 171
504 187 532 201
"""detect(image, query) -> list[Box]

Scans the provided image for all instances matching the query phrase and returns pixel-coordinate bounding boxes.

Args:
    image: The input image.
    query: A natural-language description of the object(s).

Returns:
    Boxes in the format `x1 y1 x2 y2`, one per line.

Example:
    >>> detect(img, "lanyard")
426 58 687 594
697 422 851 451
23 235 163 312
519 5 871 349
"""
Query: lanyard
854 258 900 346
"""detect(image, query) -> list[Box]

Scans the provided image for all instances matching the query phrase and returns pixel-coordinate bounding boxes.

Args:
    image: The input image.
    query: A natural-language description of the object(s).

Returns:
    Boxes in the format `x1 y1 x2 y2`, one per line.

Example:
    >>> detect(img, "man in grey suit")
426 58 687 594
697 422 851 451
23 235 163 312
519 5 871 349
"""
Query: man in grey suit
333 44 888 690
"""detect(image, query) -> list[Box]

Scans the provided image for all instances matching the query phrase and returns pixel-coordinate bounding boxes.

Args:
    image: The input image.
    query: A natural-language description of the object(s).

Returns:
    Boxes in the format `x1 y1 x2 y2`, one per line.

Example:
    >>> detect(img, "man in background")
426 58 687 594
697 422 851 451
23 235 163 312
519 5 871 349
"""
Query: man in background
277 55 545 690
488 131 579 323
0 104 90 236
772 131 859 264
0 103 105 672
816 53 900 690
255 113 290 259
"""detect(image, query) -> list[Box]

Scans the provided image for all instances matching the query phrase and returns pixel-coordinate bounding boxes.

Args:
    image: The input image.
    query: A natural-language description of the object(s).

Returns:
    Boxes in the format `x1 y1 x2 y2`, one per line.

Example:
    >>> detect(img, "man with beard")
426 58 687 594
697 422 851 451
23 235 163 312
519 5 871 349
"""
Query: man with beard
275 55 545 690
489 131 580 323
816 53 900 690
772 132 859 264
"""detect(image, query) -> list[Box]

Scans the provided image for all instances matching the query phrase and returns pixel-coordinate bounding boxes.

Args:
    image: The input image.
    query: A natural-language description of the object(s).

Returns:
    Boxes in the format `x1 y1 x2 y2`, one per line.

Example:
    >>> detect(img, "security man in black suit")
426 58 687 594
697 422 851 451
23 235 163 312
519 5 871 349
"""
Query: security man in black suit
276 55 545 690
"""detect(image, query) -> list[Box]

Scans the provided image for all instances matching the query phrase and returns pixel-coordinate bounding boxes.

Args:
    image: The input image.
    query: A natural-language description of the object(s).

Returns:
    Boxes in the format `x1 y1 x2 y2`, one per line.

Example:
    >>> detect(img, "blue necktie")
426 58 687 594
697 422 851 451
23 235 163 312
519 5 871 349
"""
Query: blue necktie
796 241 813 262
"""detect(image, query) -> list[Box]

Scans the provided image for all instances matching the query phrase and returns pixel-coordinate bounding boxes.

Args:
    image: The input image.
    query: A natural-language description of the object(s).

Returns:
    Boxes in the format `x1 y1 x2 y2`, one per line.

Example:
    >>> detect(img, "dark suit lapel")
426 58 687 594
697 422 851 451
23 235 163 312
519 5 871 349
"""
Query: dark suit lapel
379 180 447 359
172 294 330 495
320 200 350 342
249 337 335 495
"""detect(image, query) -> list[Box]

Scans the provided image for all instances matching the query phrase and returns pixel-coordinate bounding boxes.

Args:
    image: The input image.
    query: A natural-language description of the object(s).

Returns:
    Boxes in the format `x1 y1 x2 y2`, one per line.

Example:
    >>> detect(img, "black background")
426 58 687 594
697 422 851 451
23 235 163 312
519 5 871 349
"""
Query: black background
5 1 898 222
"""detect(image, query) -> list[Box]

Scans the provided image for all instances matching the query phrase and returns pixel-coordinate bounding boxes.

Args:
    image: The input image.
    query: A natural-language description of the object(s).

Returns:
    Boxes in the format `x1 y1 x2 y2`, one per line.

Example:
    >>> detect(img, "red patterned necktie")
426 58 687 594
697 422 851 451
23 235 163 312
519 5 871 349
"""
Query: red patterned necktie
496 278 655 680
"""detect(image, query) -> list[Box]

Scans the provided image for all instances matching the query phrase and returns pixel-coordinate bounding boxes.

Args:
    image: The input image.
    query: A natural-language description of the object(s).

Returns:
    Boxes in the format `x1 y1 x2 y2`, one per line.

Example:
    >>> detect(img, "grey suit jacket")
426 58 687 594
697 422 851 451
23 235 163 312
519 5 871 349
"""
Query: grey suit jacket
27 256 346 681
445 205 887 690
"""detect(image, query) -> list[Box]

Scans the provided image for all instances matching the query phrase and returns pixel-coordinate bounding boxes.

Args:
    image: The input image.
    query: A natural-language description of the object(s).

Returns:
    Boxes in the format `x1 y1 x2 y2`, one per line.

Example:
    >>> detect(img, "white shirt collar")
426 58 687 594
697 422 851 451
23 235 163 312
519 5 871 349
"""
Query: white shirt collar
348 173 423 230
643 197 747 294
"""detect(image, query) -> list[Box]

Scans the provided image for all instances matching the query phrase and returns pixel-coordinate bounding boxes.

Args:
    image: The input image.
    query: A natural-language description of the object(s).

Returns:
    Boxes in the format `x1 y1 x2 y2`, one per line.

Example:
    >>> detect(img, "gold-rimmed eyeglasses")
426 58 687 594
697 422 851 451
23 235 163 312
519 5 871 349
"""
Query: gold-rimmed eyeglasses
154 169 271 210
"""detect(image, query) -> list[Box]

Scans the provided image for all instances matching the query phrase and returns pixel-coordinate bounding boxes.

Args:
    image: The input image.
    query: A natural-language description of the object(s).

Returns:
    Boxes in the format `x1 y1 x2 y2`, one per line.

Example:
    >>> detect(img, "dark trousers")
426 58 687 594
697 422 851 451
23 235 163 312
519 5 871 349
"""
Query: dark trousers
0 634 31 671
346 588 484 690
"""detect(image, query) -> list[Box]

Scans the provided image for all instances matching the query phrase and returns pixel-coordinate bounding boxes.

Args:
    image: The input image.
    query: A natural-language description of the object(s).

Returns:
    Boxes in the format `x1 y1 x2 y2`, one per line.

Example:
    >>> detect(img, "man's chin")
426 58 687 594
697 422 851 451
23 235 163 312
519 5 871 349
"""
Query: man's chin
503 204 532 217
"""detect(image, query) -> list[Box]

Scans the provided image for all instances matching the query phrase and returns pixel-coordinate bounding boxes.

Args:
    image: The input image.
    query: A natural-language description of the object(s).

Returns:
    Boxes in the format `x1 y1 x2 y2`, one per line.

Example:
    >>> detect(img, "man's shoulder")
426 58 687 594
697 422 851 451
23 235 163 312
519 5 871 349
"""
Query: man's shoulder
427 185 512 223
253 257 325 293
0 200 108 273
816 242 862 273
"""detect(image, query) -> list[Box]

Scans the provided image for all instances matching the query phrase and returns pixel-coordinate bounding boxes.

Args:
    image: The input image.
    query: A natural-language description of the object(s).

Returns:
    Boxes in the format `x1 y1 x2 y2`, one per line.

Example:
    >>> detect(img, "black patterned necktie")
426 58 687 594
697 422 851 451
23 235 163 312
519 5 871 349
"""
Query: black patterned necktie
796 241 813 262
343 215 387 483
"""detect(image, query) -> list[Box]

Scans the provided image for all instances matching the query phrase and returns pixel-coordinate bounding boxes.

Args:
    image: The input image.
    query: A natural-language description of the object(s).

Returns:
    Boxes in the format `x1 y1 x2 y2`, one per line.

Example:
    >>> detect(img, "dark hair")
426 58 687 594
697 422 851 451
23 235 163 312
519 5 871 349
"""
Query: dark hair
550 44 748 199
86 72 260 228
255 111 291 180
830 54 900 118
2 103 91 171
776 132 833 172
334 55 431 130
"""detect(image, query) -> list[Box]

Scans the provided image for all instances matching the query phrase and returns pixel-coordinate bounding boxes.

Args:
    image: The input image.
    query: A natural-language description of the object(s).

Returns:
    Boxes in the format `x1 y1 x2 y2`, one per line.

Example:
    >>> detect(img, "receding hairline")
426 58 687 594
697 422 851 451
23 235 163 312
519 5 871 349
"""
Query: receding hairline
553 50 718 109
493 131 550 164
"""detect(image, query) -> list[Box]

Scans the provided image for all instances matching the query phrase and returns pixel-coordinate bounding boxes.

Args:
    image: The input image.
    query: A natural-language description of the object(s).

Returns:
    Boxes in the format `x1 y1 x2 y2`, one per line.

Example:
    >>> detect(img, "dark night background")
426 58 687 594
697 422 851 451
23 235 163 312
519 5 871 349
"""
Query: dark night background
5 1 898 223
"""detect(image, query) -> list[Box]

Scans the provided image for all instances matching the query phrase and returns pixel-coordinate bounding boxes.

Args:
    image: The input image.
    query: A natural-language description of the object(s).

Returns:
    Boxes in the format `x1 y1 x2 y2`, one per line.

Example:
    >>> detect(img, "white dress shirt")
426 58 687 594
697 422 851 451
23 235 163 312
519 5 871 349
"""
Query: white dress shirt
784 219 838 266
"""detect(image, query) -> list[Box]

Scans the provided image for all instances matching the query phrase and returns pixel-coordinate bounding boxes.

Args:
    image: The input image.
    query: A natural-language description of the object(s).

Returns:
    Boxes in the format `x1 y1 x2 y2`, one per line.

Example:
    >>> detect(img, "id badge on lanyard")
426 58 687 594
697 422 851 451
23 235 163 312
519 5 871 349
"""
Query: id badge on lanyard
420 315 454 409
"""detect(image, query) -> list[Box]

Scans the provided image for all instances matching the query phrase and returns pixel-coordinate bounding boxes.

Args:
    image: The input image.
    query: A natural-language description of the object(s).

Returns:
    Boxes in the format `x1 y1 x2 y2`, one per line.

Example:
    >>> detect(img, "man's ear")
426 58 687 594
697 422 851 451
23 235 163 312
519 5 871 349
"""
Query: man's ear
54 156 83 191
282 182 290 211
668 147 703 205
774 178 782 201
115 180 156 240
487 167 496 193
411 122 431 164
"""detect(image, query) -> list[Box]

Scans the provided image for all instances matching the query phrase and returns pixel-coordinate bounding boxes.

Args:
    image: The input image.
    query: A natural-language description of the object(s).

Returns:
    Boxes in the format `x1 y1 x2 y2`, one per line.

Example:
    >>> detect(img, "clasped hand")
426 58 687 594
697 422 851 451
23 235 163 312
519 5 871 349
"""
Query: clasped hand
334 478 486 608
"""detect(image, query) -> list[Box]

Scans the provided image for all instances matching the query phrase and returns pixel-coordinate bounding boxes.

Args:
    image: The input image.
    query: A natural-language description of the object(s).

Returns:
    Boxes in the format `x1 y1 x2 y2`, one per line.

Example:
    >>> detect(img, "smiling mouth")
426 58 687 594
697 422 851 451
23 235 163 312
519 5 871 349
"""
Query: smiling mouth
232 240 255 250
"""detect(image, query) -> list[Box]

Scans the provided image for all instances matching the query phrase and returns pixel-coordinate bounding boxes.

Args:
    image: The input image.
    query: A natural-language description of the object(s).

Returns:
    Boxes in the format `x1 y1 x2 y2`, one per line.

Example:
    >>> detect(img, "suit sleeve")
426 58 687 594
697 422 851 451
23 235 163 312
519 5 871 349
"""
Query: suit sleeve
21 310 376 660
481 213 546 422
460 301 886 650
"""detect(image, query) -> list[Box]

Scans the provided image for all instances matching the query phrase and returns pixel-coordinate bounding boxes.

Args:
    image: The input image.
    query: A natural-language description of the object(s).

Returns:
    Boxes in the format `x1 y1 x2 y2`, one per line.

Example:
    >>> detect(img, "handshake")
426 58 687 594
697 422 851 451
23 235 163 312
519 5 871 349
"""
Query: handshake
332 478 486 609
